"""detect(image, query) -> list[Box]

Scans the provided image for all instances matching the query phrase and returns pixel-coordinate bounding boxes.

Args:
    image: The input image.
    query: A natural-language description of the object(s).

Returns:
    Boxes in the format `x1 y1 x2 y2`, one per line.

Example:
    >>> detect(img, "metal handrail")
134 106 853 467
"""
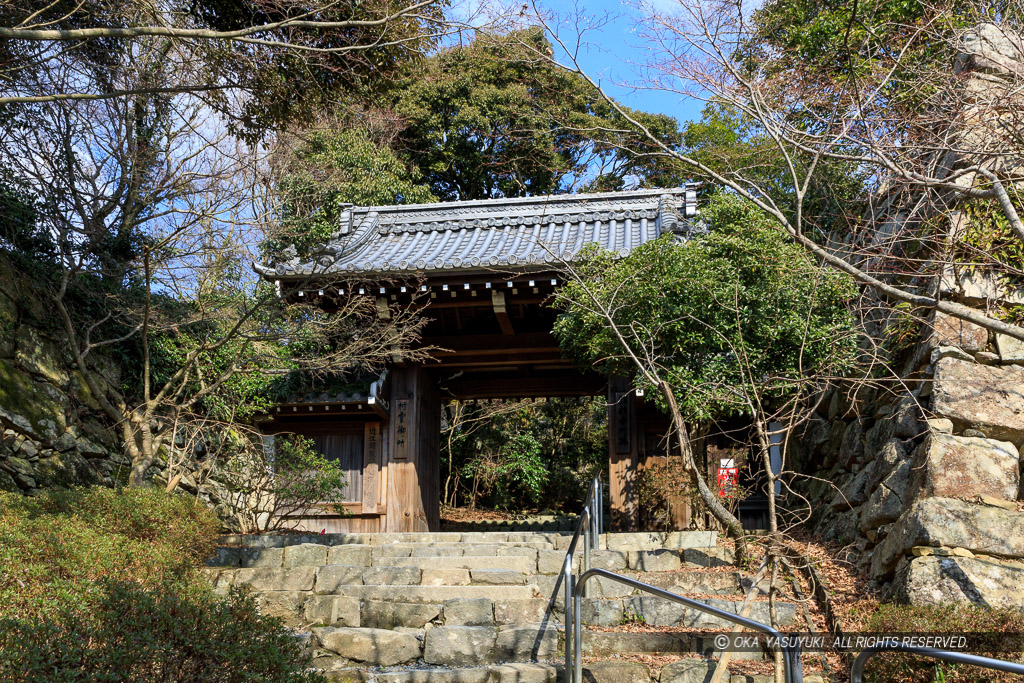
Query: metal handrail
559 479 801 683
571 569 803 683
849 641 1024 682
562 475 602 683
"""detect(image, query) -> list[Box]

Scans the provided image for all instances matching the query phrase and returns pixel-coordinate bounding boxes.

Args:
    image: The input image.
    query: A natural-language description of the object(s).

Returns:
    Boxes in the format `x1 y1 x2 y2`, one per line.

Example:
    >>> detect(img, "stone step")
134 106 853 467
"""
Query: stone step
325 584 542 603
617 595 799 628
210 567 540 597
249 581 789 632
215 530 718 552
318 661 825 683
218 531 572 548
211 543 560 569
304 565 531 588
604 531 719 551
319 662 560 683
209 545 734 579
311 623 770 671
310 624 561 669
381 556 538 574
211 564 745 597
530 570 744 603
260 593 556 629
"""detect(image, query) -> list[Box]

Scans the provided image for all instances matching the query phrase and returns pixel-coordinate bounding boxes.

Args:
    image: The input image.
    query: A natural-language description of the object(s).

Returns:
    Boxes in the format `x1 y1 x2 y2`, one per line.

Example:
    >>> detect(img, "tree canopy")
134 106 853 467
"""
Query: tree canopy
270 123 437 259
1 0 444 140
390 28 685 200
554 193 861 423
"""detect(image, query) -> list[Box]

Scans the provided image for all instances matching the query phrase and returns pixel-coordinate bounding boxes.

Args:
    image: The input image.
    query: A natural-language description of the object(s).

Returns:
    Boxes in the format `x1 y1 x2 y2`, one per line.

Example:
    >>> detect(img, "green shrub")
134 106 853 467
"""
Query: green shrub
0 583 319 682
221 433 350 532
0 487 321 682
0 486 219 621
863 603 1024 682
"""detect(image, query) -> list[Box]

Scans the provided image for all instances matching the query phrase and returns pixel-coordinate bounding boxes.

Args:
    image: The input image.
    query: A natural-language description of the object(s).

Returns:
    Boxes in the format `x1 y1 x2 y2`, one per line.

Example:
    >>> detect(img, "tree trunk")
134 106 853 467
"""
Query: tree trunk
658 380 749 566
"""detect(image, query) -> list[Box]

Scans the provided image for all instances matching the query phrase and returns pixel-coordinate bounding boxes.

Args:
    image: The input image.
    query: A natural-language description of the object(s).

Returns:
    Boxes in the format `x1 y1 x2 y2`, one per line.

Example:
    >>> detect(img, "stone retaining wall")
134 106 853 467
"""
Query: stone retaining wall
0 259 125 493
795 23 1024 610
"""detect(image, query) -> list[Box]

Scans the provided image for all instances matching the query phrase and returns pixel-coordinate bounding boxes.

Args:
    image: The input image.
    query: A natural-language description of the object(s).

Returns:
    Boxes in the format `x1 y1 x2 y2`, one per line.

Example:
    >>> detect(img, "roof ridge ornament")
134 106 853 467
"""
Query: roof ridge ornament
685 184 698 218
338 203 354 235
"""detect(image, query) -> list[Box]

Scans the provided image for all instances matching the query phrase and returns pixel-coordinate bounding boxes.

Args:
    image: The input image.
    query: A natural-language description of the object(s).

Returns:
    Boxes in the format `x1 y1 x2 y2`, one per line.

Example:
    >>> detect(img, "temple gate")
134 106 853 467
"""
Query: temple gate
257 187 698 532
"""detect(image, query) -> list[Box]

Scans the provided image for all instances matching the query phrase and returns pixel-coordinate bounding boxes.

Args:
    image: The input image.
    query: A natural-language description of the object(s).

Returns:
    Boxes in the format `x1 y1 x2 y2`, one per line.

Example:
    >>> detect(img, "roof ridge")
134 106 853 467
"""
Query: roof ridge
353 186 689 215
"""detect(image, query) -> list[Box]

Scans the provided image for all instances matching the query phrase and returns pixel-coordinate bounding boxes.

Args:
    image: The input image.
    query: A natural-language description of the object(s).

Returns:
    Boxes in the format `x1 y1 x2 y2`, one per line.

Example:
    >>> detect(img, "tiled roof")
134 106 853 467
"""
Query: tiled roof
275 369 389 408
257 186 697 280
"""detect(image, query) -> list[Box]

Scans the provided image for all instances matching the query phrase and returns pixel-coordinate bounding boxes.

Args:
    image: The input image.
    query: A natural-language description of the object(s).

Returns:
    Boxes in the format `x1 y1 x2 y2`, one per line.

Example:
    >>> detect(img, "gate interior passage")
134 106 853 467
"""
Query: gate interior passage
256 187 698 533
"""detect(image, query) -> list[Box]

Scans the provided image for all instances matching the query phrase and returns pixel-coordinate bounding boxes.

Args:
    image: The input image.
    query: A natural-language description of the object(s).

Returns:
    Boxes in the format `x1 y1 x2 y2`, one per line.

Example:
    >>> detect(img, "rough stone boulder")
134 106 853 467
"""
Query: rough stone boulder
872 498 1024 578
907 432 1019 503
0 358 67 443
829 469 870 511
959 22 1024 76
864 438 909 493
314 626 420 666
997 333 1024 364
931 358 1024 446
893 555 1024 611
33 450 102 488
859 458 912 533
928 311 989 353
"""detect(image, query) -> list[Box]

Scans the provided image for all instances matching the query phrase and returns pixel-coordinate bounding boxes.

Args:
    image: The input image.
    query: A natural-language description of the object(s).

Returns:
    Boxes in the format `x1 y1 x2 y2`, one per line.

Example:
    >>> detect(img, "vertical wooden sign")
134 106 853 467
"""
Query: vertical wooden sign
362 422 380 514
394 399 409 461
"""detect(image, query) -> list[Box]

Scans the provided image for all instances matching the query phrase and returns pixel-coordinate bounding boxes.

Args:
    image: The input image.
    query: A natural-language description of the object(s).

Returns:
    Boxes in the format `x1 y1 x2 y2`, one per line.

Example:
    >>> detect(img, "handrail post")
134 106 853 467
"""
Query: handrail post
563 558 573 683
588 477 597 547
573 587 583 683
574 568 804 683
850 642 1024 683
561 476 601 683
786 642 803 683
582 515 591 599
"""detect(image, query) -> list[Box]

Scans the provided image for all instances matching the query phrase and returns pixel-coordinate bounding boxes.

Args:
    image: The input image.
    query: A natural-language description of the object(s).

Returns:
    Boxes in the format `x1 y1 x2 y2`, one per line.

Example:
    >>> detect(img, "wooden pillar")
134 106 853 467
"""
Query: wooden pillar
385 364 441 531
607 376 640 531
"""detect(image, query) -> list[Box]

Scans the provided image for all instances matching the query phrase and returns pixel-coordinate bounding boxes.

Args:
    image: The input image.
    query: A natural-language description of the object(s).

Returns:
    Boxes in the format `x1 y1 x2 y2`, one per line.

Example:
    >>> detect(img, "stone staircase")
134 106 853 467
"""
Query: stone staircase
204 531 813 683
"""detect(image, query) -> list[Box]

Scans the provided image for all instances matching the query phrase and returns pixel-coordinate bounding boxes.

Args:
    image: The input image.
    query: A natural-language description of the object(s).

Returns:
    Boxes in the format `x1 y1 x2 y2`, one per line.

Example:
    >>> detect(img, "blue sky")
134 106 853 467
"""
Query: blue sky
544 0 705 126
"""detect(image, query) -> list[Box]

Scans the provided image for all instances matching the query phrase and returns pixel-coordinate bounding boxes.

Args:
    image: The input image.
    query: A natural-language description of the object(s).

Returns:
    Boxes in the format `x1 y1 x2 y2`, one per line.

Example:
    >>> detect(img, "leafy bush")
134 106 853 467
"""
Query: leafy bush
220 433 349 532
0 487 321 682
476 433 547 510
0 486 218 621
0 583 318 682
863 603 1024 682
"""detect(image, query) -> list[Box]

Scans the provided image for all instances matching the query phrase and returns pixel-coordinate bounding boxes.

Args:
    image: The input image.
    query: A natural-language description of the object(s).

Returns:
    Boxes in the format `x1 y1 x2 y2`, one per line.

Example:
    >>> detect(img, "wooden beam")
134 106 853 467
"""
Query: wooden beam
491 290 515 336
375 297 391 319
410 294 556 310
421 332 557 353
429 346 562 359
431 358 571 370
437 372 606 399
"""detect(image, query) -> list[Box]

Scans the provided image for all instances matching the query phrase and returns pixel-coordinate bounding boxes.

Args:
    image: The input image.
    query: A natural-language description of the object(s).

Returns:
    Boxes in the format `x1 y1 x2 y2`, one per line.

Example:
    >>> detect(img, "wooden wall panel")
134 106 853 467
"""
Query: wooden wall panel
312 434 363 502
639 454 691 530
291 513 383 533
608 376 640 531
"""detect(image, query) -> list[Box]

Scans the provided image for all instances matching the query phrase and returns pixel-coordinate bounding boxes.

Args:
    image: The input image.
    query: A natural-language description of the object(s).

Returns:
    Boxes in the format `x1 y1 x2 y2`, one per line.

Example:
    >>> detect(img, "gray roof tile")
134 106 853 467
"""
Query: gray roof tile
258 187 697 279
